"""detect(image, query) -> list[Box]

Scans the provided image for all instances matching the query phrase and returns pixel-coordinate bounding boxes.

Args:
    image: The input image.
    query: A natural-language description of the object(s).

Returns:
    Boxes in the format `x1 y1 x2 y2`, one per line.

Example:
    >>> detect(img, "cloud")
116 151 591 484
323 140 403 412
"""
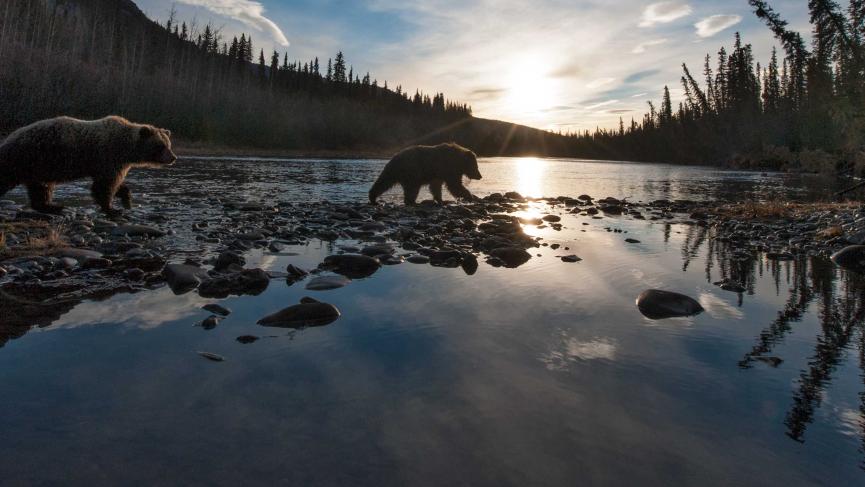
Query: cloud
694 14 742 38
586 77 616 89
639 2 692 27
632 38 668 54
585 99 619 110
176 0 289 46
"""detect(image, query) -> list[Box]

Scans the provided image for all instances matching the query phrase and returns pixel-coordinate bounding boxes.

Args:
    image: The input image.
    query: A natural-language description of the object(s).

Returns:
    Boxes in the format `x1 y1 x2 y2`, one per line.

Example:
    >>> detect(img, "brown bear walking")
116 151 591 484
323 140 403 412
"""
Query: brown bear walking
369 143 482 205
0 116 176 216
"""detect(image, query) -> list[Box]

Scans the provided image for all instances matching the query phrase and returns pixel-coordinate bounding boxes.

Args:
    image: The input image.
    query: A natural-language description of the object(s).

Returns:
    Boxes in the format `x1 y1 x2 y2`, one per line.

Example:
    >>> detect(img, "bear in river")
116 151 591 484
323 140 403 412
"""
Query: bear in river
368 143 482 205
0 116 176 216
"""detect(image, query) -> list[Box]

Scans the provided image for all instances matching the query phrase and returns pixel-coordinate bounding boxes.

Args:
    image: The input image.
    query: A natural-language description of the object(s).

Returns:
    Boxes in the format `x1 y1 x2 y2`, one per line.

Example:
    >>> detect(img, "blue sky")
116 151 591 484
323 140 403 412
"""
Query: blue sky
135 1 811 131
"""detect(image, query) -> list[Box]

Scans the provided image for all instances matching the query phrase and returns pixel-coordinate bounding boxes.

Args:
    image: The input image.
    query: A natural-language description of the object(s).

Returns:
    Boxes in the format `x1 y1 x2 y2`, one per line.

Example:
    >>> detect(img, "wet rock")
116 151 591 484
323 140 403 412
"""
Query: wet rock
286 264 309 283
214 251 245 272
406 255 430 264
461 254 479 275
320 254 381 279
714 280 746 293
203 303 232 316
561 255 582 263
124 268 146 281
830 245 865 273
542 215 561 223
306 275 351 291
625 238 641 244
111 224 165 238
636 289 704 320
489 247 531 268
53 248 103 264
430 249 463 265
162 264 210 294
600 205 623 215
200 315 220 330
766 252 794 261
197 351 225 362
236 335 259 344
257 297 341 328
380 255 405 265
268 241 286 252
360 244 394 258
199 268 270 298
504 191 524 201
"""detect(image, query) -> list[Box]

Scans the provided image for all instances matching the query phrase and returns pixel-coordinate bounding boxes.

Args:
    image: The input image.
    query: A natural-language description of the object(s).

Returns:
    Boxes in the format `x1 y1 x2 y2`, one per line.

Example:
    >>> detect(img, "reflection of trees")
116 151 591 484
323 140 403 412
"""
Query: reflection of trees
684 229 865 463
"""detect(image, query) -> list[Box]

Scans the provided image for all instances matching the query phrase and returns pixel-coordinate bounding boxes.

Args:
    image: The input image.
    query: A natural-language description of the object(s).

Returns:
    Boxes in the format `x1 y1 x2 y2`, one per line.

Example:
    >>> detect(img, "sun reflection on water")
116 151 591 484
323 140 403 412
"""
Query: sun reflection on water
514 157 545 198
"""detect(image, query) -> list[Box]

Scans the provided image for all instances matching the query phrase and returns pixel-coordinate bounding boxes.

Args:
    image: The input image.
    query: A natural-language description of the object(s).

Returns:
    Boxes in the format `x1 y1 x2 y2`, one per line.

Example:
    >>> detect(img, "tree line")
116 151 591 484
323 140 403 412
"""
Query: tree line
567 0 865 176
0 0 480 151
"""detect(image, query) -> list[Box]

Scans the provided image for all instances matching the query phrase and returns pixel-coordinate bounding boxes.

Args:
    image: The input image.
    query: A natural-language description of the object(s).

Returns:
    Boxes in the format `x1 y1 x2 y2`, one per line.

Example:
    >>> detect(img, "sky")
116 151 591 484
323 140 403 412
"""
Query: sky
134 0 812 132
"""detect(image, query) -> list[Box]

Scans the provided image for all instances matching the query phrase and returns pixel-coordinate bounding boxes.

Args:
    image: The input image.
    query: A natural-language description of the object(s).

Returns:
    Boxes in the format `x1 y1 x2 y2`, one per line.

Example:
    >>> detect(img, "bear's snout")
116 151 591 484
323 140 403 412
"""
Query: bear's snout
160 148 178 165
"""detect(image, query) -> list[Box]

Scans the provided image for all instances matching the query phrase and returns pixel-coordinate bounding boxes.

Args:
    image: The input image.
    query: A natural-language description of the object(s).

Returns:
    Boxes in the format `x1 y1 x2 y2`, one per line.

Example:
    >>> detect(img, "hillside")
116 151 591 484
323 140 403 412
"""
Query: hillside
0 0 572 157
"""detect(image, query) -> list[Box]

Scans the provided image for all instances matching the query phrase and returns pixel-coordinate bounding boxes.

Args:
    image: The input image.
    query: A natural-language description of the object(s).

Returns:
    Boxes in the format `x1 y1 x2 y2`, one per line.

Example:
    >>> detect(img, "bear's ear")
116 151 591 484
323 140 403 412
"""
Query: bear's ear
139 126 155 139
162 129 172 137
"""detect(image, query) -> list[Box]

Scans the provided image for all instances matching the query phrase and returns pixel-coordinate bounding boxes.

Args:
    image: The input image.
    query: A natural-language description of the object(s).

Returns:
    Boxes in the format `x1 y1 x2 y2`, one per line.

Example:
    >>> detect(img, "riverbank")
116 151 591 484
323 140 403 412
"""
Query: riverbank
2 191 864 339
173 140 393 160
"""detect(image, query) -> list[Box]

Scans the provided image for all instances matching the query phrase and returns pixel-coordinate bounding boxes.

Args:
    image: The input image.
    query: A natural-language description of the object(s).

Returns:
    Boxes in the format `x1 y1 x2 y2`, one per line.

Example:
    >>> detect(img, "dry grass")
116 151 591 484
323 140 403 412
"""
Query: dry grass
0 221 67 258
713 201 860 220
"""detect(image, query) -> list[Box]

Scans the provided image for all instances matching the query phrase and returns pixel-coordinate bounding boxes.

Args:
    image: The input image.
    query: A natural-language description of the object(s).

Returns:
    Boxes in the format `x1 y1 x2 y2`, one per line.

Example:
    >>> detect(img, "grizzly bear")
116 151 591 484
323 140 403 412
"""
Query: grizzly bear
0 116 176 216
369 143 482 205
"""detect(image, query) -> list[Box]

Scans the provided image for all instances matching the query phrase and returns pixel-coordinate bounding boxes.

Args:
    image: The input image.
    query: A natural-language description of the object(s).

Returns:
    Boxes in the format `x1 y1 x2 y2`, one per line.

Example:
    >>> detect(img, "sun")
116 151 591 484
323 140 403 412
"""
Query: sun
505 59 556 116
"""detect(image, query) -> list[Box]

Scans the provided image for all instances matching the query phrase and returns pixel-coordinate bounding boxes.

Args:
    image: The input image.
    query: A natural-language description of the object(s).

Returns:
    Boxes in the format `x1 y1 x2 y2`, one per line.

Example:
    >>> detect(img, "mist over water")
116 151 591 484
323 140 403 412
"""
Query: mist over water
0 158 861 486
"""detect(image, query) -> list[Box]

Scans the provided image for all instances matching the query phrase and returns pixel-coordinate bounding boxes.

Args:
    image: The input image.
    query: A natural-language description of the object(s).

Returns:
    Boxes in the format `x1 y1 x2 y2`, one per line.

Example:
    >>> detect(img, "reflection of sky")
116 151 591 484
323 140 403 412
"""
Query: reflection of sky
1 160 863 485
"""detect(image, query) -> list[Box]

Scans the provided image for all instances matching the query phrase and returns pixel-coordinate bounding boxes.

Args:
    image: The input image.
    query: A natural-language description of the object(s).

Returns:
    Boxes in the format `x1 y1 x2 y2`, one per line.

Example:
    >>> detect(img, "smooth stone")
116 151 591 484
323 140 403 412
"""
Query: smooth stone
214 251 245 271
461 254 479 275
257 297 341 328
406 255 430 264
162 263 210 294
200 316 220 330
305 275 351 291
53 248 102 263
830 245 865 273
321 254 381 278
198 268 270 298
197 351 225 362
561 255 582 262
542 215 561 223
202 303 231 316
236 335 259 344
625 238 641 243
636 289 704 320
111 224 165 237
489 247 532 268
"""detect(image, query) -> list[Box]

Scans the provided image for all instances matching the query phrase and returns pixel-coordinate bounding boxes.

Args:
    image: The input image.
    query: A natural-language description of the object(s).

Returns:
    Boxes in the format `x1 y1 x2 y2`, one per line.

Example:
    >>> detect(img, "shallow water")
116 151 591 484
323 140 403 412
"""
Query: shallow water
1 158 863 486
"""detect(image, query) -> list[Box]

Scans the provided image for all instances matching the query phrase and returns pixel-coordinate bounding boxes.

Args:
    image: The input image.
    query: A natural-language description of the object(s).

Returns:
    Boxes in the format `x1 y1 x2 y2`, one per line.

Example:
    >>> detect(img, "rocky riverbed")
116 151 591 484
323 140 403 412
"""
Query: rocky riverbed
2 192 864 342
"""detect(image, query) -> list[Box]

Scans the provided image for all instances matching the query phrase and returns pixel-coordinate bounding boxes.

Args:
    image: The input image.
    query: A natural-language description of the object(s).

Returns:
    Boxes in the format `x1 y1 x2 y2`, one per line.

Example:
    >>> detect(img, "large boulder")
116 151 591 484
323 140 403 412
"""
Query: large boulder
636 289 704 319
257 297 341 328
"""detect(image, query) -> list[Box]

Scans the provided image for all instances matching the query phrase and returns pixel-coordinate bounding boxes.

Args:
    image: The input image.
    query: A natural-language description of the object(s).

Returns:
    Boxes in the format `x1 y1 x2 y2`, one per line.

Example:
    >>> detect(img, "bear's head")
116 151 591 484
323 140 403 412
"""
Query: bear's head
459 147 482 180
136 125 177 166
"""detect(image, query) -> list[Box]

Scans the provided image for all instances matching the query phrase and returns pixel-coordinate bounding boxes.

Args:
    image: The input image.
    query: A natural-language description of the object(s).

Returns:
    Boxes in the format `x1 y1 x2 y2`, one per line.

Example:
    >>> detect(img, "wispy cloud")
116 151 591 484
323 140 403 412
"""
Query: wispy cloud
695 14 742 38
176 0 289 46
639 2 692 27
632 39 668 54
586 77 616 89
585 99 619 110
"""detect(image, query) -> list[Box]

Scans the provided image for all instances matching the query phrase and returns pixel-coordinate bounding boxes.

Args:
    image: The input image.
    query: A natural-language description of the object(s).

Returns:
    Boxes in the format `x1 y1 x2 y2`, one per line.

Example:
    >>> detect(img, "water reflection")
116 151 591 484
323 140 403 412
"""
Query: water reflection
0 158 862 484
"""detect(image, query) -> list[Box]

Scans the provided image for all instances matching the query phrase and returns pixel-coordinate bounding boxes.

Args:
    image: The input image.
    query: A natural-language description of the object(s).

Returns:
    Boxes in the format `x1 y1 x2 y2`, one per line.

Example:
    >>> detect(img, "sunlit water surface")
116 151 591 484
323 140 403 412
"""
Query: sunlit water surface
1 158 862 486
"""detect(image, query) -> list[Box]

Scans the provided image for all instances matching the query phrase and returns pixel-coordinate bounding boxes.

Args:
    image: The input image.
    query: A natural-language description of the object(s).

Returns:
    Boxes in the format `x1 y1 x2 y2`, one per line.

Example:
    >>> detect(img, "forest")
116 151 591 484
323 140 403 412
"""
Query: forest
1 0 863 172
568 0 865 175
0 0 575 156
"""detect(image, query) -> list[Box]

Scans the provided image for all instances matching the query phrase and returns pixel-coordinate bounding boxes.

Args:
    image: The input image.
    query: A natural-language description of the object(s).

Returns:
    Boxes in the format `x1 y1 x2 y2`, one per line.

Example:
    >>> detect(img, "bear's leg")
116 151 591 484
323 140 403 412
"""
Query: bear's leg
115 184 133 209
91 177 123 217
445 178 475 201
402 184 421 205
27 183 65 214
429 180 444 204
